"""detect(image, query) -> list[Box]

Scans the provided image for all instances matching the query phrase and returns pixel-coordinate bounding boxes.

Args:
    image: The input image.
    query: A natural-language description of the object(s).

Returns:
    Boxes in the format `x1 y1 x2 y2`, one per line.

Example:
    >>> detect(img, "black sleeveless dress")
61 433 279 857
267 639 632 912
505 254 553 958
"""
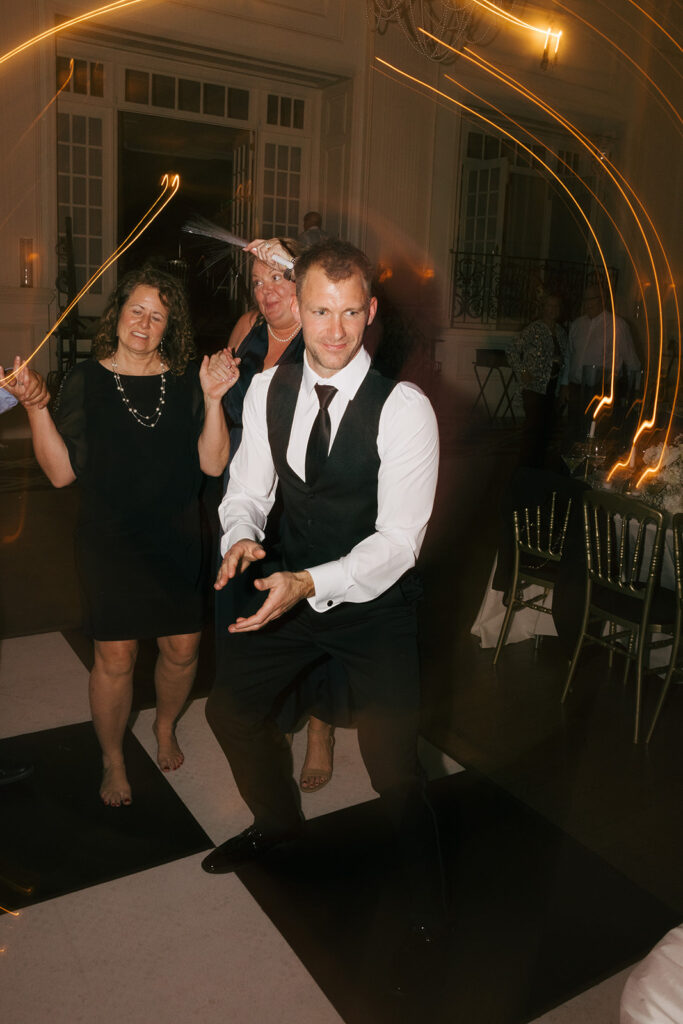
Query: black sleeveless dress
56 359 205 641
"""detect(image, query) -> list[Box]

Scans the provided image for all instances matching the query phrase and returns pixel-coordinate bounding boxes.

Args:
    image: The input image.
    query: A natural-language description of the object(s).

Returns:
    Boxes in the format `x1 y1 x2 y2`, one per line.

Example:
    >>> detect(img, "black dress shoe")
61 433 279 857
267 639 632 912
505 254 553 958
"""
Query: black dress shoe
201 825 300 874
0 761 34 787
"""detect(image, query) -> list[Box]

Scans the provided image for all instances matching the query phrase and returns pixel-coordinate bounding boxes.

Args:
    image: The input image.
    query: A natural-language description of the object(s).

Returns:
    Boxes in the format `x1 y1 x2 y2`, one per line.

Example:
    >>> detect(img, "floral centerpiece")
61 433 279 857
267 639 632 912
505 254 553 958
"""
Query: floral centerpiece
641 434 683 514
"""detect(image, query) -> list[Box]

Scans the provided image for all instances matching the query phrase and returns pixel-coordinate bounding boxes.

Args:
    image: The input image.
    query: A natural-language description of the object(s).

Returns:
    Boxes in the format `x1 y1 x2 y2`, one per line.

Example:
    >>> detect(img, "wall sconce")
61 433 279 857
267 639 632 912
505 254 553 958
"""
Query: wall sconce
541 27 562 70
19 238 35 288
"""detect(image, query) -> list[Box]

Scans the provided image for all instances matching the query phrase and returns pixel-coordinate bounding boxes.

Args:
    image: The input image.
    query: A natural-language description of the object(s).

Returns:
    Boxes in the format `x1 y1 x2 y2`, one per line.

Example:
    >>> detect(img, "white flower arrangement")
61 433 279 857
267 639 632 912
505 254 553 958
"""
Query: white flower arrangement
642 434 683 514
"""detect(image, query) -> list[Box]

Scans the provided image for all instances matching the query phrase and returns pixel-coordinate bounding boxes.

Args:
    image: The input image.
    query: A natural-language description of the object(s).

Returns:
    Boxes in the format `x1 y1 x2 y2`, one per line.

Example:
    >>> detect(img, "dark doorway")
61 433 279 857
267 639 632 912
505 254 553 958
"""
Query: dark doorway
118 111 252 351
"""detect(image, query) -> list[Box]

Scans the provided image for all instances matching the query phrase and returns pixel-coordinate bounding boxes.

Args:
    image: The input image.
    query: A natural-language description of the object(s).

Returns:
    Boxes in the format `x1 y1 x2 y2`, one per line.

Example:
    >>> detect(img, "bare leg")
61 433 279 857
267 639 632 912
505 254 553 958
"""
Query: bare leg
90 639 138 807
153 632 200 771
299 716 335 793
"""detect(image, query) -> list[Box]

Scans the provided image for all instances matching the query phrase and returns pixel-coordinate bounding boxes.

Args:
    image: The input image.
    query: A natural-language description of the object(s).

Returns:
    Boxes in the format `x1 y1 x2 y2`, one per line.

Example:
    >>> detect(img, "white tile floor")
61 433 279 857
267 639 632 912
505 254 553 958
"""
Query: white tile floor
0 632 633 1023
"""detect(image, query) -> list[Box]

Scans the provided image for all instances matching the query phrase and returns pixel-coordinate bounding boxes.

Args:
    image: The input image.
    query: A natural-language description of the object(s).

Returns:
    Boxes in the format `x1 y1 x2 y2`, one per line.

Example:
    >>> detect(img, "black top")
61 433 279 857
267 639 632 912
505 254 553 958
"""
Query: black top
56 359 205 640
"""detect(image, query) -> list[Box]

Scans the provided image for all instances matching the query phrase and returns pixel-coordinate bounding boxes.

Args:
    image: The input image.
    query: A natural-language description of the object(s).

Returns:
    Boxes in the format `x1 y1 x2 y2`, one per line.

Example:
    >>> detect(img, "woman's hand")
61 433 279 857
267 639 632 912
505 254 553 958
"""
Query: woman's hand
244 238 294 275
199 349 240 402
0 356 50 410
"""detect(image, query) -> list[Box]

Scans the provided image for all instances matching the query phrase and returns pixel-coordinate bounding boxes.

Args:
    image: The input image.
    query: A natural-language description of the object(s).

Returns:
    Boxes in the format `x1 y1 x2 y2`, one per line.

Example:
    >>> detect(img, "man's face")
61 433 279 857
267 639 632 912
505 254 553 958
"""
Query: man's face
583 287 603 318
292 266 377 379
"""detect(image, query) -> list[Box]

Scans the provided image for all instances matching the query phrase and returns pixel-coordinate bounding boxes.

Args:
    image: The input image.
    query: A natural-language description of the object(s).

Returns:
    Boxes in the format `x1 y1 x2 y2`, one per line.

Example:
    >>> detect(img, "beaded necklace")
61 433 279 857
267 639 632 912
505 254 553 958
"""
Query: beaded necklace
268 323 300 345
111 354 167 428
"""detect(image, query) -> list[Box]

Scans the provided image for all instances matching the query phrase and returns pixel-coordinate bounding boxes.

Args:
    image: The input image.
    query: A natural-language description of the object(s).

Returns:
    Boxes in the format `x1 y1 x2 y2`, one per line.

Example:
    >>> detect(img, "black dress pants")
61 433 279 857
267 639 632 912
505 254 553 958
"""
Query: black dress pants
206 591 445 923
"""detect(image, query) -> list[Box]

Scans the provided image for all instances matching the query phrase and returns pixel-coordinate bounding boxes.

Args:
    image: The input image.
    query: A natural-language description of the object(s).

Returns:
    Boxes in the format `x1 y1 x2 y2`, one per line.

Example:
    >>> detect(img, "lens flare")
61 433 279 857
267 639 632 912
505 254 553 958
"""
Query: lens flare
0 174 180 390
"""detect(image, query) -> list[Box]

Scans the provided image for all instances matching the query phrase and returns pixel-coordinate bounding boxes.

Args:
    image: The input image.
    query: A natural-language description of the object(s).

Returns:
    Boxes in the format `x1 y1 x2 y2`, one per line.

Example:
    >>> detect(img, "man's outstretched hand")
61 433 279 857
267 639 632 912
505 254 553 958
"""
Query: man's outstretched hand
228 569 314 633
215 539 266 590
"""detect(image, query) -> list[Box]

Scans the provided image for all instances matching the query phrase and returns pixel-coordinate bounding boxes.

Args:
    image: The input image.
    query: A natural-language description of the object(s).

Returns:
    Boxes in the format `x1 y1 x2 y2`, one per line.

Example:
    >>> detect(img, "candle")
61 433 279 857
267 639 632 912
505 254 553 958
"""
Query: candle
589 421 596 438
629 449 635 468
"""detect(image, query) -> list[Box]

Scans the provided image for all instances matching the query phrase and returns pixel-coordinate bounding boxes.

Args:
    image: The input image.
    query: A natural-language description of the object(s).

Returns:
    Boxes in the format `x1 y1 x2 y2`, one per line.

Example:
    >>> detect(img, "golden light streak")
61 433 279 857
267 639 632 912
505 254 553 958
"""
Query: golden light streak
468 0 563 48
443 49 649 422
395 36 627 414
0 1 148 67
0 907 20 917
436 56 654 423
621 0 682 56
375 57 620 415
455 40 670 435
418 27 680 480
586 0 682 81
551 0 682 130
4 61 73 167
0 174 180 390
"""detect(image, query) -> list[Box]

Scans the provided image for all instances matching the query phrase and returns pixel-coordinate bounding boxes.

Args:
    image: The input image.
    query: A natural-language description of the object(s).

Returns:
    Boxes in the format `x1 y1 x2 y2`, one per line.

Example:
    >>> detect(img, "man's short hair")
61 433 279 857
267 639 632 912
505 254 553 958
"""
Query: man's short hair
295 239 374 302
302 210 322 231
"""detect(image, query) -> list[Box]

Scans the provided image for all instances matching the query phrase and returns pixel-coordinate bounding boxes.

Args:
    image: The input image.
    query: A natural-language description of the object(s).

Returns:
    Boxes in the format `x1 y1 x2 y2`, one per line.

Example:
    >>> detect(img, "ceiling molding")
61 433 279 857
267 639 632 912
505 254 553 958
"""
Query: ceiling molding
62 25 348 90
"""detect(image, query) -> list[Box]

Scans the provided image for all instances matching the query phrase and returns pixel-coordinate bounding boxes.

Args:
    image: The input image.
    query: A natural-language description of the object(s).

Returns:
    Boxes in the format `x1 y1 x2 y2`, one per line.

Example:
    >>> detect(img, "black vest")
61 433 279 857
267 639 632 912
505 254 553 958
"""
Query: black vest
266 361 397 573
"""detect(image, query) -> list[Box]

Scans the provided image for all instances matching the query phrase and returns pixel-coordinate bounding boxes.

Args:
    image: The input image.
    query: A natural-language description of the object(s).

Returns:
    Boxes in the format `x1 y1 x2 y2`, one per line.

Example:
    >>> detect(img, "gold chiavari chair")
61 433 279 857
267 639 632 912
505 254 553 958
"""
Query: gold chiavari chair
493 492 572 665
561 491 677 743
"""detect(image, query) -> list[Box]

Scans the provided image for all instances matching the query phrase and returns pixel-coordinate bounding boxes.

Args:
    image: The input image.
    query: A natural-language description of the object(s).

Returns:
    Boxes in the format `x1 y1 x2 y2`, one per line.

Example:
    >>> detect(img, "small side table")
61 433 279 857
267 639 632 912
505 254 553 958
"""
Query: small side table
472 349 518 425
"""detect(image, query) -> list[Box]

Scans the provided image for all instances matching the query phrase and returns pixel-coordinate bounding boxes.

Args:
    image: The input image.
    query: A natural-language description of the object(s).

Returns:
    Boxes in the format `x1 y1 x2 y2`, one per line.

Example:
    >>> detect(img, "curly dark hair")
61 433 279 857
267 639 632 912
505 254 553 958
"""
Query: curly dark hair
92 265 195 375
294 239 374 303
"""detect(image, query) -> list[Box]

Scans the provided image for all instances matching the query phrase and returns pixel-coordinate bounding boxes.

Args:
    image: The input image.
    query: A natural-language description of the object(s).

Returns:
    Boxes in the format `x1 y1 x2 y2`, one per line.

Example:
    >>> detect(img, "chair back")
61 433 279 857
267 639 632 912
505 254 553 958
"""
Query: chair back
582 491 665 603
673 513 683 610
513 492 572 563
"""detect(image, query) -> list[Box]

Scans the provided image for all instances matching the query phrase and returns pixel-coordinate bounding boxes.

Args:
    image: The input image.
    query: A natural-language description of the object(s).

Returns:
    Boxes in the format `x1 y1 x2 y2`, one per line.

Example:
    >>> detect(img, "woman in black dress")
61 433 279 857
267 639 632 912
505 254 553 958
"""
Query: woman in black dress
6 266 239 806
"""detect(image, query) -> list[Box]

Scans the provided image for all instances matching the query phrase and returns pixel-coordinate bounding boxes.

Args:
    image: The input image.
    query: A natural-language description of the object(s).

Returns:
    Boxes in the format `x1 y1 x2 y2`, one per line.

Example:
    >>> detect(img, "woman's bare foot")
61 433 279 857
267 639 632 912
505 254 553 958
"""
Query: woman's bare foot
299 719 334 793
100 762 132 807
153 720 184 772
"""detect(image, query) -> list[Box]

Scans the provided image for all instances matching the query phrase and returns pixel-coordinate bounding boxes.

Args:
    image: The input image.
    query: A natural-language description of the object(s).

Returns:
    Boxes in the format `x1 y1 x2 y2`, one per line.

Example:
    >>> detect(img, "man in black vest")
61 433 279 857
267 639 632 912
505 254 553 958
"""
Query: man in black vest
203 239 444 939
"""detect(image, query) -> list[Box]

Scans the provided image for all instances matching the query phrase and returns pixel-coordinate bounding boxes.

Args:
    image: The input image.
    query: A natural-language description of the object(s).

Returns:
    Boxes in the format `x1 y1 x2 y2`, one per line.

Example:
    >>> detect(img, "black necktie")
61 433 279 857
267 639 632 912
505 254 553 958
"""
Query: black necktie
305 384 337 485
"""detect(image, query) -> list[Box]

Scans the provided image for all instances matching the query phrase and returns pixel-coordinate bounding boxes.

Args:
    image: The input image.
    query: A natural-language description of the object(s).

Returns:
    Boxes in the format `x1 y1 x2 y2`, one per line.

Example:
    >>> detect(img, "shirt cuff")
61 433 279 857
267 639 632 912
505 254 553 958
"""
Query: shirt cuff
307 560 347 613
220 523 263 558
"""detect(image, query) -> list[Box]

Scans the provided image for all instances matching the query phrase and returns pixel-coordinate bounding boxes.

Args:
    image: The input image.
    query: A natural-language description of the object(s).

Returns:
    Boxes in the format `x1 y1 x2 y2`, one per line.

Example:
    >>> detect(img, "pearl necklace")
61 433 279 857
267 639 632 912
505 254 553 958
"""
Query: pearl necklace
111 355 166 428
268 323 300 345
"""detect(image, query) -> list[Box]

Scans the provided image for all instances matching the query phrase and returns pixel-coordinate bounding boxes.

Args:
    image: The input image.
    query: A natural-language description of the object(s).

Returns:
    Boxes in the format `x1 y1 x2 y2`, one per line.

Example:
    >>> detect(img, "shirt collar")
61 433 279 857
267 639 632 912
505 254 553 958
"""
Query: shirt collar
302 345 370 402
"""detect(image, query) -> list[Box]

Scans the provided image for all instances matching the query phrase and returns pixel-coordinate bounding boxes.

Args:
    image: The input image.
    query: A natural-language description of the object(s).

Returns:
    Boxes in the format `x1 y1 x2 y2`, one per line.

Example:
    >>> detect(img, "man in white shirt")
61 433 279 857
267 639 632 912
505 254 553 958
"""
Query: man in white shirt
202 239 445 944
560 283 640 438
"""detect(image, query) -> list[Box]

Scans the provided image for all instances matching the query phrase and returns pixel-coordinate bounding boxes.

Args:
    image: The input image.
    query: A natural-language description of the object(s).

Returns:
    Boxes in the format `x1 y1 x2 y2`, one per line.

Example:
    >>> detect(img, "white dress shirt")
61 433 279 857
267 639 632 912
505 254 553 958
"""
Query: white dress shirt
219 346 439 613
562 310 640 385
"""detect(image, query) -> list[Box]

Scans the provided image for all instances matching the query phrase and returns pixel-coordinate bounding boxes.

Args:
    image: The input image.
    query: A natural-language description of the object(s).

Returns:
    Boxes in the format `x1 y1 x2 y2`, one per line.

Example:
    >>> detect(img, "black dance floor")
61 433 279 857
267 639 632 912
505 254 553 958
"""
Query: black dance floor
236 771 679 1024
0 723 211 913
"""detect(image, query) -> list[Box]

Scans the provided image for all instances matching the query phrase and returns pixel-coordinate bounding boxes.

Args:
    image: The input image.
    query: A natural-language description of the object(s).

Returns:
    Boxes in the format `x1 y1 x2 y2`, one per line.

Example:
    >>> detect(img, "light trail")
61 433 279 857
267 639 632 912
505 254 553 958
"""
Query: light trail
435 63 654 407
620 0 682 55
5 61 73 167
447 37 661 422
419 28 679 484
1 1 148 67
396 37 627 415
584 0 682 80
374 58 620 412
0 174 180 390
551 0 682 131
468 0 562 49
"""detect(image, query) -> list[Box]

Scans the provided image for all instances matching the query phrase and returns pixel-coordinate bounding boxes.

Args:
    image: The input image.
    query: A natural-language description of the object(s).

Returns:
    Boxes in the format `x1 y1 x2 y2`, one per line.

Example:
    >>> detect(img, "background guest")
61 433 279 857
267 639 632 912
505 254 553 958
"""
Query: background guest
297 211 329 251
560 281 640 440
508 292 567 469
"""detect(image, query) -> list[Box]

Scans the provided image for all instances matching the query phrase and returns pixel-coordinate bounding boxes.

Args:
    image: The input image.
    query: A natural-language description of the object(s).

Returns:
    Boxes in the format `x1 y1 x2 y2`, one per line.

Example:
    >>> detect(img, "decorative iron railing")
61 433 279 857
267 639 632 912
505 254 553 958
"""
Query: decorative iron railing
449 251 619 328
